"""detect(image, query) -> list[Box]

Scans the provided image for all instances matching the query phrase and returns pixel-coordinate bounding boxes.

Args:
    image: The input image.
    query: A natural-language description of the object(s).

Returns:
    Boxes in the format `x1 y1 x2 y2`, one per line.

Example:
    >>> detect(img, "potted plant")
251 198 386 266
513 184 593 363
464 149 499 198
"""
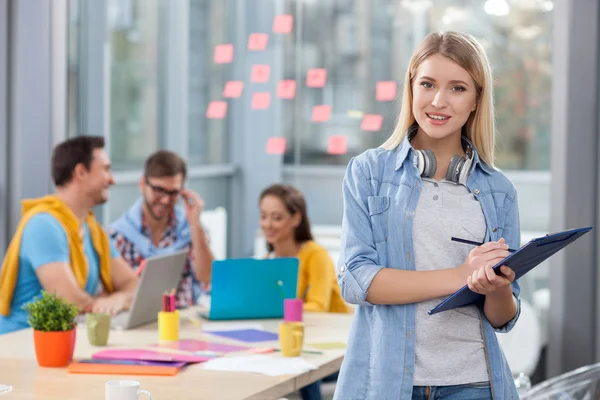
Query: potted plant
22 291 79 367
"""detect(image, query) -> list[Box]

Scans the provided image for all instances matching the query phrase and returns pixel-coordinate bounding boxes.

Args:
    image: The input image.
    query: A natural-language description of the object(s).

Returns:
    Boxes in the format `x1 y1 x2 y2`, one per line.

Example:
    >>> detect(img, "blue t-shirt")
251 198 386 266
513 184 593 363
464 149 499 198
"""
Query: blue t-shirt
0 213 119 335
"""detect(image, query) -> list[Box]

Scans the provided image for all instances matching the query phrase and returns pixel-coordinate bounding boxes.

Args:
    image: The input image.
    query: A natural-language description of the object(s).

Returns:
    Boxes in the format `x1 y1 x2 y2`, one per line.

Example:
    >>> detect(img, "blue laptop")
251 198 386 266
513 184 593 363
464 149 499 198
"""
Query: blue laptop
199 258 299 320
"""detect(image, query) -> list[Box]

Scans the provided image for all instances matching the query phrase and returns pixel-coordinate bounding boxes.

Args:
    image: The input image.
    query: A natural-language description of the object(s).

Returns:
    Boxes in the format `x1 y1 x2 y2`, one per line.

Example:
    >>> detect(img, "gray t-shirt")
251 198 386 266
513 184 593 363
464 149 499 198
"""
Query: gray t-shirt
412 178 489 386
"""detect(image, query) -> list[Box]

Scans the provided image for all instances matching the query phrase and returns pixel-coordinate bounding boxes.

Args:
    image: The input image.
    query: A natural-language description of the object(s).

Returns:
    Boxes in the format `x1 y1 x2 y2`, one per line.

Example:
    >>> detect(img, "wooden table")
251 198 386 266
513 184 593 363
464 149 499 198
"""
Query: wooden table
0 308 352 399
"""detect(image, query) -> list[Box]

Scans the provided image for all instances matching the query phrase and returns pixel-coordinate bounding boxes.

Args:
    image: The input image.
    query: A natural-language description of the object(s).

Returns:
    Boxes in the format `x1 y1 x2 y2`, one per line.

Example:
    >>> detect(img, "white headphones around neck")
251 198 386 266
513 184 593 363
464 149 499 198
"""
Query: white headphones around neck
408 126 474 186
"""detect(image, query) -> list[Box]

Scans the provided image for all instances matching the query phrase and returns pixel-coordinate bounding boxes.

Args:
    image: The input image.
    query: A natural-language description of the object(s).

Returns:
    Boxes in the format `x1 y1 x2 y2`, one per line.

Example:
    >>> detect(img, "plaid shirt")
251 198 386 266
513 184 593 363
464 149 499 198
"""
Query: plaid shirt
109 213 207 308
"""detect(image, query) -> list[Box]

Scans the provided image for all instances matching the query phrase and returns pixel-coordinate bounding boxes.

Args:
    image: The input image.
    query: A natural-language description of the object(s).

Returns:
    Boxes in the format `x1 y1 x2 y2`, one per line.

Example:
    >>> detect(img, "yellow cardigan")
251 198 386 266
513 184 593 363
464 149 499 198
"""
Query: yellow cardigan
0 195 113 316
296 241 349 313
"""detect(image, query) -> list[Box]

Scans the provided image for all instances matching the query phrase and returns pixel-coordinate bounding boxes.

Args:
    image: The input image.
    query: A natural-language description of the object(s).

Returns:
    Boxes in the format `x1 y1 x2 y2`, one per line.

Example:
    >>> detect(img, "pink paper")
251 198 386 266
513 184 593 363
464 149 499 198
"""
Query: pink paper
376 81 397 101
206 101 228 119
327 135 348 155
251 64 271 83
214 44 234 64
311 105 331 122
252 92 271 110
277 80 297 99
266 137 286 154
361 114 383 131
306 68 327 88
248 33 269 51
92 349 211 363
223 81 244 98
273 14 294 34
151 340 249 354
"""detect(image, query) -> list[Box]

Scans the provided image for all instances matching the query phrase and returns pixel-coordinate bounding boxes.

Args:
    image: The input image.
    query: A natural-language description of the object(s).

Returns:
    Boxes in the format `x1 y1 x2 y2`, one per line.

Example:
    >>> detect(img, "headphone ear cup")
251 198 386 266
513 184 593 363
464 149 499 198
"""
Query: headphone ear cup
416 150 425 176
446 155 465 183
421 149 436 178
458 154 473 185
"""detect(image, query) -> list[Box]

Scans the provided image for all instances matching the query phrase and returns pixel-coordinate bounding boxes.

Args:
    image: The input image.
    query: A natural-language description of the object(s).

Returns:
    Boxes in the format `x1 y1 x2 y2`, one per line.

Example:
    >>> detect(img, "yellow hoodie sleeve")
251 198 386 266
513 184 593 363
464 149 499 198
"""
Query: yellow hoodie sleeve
302 247 336 312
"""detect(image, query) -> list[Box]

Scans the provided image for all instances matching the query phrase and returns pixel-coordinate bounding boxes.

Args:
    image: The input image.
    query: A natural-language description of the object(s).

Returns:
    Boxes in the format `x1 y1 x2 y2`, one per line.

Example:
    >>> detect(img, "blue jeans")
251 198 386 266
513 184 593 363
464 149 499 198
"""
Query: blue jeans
299 372 339 400
412 383 492 400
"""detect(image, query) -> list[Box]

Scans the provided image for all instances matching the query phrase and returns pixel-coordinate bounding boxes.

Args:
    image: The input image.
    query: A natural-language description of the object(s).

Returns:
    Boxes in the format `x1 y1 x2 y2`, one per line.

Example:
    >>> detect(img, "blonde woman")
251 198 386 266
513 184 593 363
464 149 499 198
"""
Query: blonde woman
335 32 521 400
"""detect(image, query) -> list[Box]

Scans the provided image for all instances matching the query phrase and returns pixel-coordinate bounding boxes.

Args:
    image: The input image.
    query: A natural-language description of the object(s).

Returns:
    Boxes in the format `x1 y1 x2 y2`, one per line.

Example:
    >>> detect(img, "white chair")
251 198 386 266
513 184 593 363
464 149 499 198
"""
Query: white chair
495 299 542 380
200 207 227 260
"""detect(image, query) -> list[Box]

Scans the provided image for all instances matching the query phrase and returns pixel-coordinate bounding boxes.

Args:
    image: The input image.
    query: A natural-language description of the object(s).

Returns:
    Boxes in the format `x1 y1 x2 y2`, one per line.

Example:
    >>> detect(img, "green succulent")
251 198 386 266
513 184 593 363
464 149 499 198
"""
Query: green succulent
22 291 79 332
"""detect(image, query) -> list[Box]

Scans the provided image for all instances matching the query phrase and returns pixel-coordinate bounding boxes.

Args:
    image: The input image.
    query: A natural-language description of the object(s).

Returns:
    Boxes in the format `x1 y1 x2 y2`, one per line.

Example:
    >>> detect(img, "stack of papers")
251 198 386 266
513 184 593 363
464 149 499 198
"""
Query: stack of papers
200 355 317 376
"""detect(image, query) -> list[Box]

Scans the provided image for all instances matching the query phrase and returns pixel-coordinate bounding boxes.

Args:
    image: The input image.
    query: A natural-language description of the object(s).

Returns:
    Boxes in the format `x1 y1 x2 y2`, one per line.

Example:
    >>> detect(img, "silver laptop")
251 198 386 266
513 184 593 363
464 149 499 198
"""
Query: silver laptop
111 248 189 330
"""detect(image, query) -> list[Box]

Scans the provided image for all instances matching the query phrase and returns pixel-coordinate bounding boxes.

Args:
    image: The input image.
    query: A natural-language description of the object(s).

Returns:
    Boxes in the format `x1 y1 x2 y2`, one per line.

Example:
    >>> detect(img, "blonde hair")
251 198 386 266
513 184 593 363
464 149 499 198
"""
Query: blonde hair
381 31 496 167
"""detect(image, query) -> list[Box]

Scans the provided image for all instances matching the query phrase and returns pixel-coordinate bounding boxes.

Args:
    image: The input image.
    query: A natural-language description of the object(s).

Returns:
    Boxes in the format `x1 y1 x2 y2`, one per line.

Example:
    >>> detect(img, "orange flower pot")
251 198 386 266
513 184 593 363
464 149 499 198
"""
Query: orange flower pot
33 328 76 367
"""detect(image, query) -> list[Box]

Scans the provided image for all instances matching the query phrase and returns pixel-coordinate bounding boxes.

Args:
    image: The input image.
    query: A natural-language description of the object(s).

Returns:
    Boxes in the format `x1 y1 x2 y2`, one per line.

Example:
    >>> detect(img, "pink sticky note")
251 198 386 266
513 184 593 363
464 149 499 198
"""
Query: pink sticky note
251 64 271 83
214 44 234 64
223 81 244 98
248 33 269 51
206 101 228 119
252 92 271 110
361 114 383 131
328 135 348 155
306 68 327 88
311 105 331 122
266 137 287 154
376 81 397 101
273 14 294 34
277 80 297 99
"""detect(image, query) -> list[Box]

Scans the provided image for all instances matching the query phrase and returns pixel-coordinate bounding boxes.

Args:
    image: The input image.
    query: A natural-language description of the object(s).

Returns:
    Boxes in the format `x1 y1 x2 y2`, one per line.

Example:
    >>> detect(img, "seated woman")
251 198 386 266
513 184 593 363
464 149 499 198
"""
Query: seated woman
259 183 348 400
259 184 349 313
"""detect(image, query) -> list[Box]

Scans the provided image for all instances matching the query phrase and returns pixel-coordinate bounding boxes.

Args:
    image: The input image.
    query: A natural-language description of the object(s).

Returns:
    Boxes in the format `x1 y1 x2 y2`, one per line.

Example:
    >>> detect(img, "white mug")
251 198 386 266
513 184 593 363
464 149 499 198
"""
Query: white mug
105 380 152 400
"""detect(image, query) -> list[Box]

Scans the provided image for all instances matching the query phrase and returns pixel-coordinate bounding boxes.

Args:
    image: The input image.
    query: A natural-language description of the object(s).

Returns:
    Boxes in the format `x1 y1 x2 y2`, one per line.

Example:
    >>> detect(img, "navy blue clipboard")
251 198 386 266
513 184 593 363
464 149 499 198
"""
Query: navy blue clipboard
429 226 593 315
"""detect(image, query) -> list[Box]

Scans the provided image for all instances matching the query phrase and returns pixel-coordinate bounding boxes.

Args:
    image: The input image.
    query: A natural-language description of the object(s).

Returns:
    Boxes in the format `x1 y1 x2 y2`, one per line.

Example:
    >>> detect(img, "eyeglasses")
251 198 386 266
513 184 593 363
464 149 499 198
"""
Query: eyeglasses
145 178 181 199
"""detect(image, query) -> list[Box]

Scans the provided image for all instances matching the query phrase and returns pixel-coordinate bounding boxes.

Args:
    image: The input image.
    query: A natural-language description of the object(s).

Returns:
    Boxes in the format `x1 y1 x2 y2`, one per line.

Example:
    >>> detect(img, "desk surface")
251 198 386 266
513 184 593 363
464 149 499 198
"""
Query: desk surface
0 309 352 400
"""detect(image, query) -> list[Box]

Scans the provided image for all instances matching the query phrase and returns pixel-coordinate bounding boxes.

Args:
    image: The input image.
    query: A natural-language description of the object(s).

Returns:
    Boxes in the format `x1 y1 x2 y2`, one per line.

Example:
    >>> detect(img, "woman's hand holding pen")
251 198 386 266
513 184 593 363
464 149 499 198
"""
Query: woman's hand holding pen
456 238 515 294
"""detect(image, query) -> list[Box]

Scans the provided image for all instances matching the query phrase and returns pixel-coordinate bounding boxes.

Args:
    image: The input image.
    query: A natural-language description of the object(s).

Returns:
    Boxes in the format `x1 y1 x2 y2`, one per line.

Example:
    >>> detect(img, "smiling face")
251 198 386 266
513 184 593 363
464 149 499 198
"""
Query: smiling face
259 195 300 248
140 174 184 221
78 148 115 206
412 53 478 142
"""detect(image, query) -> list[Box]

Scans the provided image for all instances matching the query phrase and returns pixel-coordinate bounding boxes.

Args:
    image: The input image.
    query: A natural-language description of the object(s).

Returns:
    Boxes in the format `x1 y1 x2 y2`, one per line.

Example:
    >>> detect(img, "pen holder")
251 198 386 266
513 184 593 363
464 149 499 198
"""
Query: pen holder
158 310 180 341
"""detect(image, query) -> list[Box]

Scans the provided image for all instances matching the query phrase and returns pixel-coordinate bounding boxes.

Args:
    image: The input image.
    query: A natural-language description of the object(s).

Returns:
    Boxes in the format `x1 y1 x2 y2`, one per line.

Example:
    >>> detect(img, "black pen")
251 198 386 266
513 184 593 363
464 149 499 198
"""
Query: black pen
450 237 516 253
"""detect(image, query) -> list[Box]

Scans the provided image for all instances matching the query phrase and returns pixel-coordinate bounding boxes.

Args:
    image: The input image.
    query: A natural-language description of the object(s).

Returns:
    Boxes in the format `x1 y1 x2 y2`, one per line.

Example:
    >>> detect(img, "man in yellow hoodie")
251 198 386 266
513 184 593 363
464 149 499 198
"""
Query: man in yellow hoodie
0 136 138 334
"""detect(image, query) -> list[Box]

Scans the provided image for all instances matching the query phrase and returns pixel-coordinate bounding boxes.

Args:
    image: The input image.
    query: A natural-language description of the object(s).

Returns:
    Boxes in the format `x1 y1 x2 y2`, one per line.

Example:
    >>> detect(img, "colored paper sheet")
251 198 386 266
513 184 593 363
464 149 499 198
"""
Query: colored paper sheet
265 137 286 154
327 136 347 155
213 44 234 64
248 33 269 51
376 81 397 101
205 329 279 343
151 340 249 354
306 68 327 88
251 64 271 83
277 80 297 99
361 114 383 131
311 105 331 122
206 101 228 119
223 81 244 98
273 14 294 34
92 349 211 363
251 92 271 110
308 341 347 350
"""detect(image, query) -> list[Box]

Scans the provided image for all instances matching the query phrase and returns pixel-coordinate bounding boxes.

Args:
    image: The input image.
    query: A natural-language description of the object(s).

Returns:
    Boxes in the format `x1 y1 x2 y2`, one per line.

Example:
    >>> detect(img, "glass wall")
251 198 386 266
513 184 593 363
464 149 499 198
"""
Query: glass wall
279 0 553 170
68 0 231 170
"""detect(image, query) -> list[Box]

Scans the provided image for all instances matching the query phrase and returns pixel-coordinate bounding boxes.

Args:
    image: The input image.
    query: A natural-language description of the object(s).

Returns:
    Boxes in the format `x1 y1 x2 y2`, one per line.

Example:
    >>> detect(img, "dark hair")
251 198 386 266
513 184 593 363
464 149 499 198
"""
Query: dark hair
51 136 105 187
144 150 187 180
259 184 314 252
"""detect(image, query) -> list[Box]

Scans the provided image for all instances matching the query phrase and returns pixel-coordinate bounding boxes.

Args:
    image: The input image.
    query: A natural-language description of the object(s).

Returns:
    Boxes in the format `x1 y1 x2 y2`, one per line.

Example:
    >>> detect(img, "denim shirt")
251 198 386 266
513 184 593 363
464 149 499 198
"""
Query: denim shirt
335 136 521 400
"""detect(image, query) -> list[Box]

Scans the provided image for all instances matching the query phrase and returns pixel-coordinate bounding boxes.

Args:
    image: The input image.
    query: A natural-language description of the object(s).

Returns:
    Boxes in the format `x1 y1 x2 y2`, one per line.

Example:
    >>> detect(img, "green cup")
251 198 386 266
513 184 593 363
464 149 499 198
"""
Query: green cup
85 313 111 346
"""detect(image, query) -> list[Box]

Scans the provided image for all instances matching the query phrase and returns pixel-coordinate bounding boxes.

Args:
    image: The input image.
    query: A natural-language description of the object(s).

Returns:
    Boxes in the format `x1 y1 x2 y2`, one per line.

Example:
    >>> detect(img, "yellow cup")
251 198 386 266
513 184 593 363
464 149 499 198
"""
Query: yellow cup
158 310 180 341
278 322 304 357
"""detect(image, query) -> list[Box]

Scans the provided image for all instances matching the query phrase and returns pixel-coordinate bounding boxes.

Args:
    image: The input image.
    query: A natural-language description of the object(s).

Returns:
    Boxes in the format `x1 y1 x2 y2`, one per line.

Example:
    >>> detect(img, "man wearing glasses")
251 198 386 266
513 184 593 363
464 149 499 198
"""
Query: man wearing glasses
108 150 213 308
